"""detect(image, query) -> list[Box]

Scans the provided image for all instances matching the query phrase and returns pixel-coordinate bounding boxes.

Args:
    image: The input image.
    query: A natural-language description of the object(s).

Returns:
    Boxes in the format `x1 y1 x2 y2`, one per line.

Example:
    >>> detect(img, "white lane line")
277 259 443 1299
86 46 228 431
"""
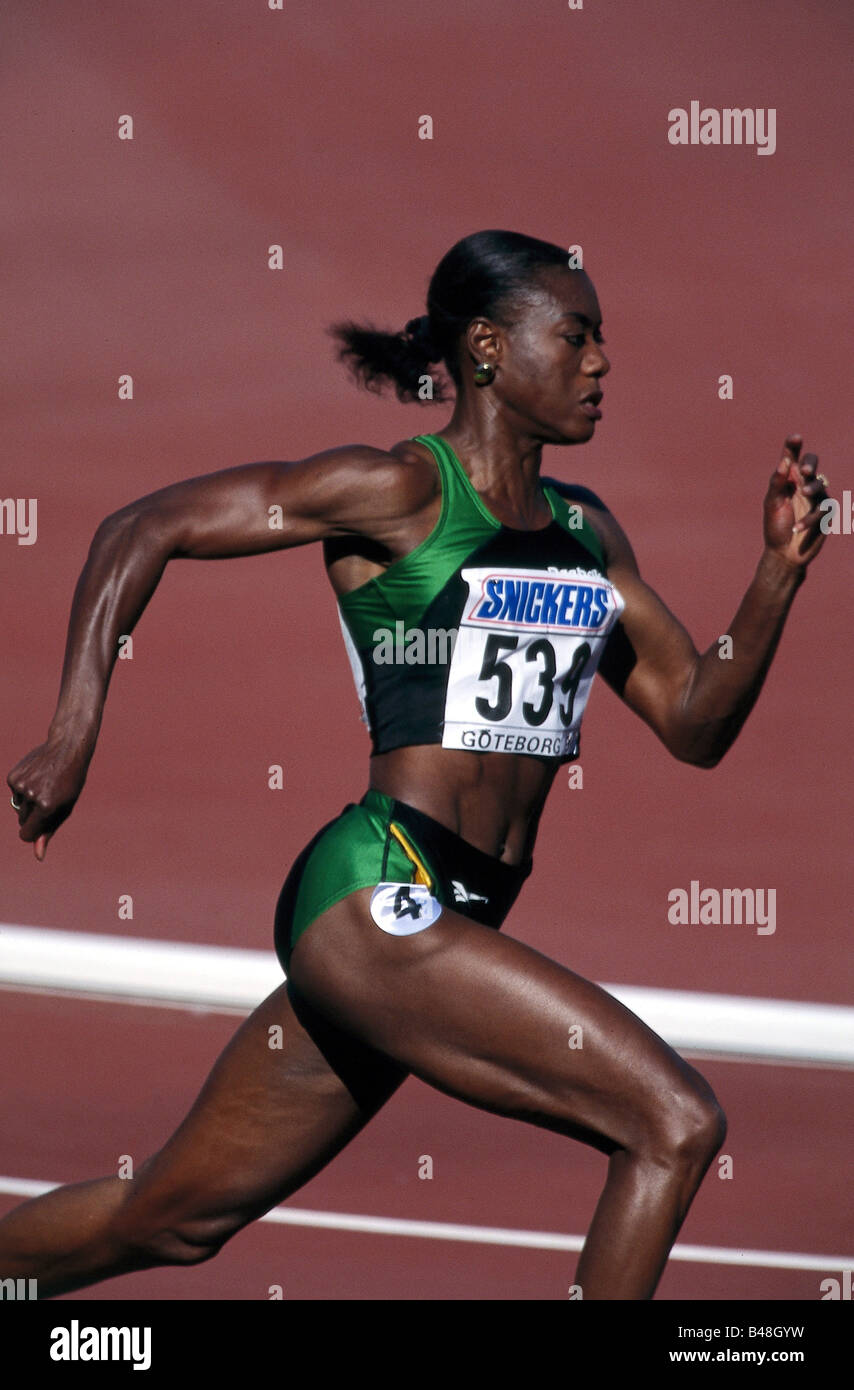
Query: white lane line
0 1177 849 1273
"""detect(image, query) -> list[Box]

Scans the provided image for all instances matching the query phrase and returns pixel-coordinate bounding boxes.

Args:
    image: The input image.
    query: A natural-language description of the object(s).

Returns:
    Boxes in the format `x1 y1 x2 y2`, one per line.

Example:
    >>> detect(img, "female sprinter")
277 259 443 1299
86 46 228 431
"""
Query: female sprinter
3 230 830 1300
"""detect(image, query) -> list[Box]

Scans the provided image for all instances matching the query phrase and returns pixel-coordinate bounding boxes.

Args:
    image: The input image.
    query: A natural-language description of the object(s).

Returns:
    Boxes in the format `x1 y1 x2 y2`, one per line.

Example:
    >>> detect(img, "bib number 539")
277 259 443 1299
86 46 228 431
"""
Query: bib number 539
474 635 591 728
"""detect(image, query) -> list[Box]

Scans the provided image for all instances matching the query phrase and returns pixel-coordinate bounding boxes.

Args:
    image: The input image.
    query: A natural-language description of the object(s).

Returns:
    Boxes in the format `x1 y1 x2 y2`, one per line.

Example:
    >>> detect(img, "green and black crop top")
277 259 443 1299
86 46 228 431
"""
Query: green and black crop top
337 433 624 763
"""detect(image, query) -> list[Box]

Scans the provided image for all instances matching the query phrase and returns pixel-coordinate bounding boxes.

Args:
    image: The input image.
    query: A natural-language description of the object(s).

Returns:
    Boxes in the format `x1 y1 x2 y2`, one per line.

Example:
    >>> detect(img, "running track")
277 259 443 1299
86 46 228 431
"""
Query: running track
2 0 852 1301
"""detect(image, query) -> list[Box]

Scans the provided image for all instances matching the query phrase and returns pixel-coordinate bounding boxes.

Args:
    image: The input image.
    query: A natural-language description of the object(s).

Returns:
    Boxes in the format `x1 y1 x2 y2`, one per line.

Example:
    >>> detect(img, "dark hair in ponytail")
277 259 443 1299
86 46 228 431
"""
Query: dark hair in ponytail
329 229 572 404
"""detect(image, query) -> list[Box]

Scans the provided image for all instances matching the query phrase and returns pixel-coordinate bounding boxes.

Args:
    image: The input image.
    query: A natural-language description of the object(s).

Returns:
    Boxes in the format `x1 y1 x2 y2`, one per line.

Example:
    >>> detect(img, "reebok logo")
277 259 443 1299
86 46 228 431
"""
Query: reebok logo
452 880 489 905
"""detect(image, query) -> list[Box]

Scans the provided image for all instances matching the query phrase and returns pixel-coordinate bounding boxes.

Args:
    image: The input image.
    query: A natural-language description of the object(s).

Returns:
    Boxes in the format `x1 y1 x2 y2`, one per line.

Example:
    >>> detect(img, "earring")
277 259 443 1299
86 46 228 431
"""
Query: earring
473 362 495 386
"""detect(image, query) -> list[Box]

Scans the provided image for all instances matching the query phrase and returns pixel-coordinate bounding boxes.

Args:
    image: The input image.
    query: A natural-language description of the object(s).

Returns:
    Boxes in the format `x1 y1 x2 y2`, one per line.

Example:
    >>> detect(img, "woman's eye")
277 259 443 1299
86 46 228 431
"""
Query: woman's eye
564 334 605 348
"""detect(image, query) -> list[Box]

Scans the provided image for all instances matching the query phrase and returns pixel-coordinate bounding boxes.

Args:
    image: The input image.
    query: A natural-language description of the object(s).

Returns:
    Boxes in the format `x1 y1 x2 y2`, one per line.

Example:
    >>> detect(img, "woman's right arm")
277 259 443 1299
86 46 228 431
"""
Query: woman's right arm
7 445 435 859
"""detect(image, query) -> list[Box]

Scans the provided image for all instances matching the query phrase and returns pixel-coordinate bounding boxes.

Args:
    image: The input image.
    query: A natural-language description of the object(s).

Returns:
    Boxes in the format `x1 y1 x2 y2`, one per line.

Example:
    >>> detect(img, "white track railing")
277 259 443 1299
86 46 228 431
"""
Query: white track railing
1 924 852 1067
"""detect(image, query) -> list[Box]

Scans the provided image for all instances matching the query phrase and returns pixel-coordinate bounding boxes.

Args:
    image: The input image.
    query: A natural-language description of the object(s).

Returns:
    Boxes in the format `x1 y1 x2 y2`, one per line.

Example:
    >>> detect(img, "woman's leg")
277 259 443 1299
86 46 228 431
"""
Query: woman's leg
288 890 727 1300
0 981 407 1297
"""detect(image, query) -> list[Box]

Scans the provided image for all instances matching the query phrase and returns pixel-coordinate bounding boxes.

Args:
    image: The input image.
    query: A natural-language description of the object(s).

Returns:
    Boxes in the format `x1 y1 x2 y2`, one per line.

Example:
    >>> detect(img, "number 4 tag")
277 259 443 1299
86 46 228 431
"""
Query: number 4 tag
370 883 443 936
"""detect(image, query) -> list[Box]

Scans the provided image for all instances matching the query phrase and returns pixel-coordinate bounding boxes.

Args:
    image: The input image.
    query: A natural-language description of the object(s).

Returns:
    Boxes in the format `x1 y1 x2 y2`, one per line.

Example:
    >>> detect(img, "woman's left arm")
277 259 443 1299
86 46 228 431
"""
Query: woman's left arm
593 434 830 767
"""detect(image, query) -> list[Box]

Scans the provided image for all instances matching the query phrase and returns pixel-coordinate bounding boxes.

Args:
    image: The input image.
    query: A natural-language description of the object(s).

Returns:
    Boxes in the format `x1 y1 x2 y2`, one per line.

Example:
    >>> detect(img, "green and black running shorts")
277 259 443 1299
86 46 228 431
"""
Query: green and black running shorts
274 789 532 971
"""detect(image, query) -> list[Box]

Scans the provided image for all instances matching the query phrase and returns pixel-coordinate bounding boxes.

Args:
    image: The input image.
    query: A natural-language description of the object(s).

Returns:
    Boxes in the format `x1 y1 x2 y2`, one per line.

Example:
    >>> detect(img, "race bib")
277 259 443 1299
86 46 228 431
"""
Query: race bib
441 566 624 758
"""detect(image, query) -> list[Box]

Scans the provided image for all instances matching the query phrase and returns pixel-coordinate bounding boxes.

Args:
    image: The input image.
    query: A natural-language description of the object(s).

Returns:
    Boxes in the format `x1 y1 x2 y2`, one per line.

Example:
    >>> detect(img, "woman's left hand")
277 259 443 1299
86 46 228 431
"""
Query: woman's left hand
763 434 831 569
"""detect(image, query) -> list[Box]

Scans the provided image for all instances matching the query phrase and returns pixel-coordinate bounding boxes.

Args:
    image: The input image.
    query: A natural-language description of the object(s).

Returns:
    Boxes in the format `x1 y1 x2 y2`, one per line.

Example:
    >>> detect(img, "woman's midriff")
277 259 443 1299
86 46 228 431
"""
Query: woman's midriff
368 744 558 866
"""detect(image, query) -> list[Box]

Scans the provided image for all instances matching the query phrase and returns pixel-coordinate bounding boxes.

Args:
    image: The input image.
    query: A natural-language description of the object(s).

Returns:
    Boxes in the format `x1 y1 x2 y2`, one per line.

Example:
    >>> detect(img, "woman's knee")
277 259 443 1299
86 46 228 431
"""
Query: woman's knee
108 1180 251 1267
671 1089 727 1165
640 1070 727 1168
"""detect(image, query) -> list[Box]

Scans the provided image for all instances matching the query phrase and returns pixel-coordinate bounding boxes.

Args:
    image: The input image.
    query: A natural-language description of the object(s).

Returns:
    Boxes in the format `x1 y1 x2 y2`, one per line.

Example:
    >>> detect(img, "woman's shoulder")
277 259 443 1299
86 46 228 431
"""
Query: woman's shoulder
299 438 441 531
384 436 444 505
306 438 438 497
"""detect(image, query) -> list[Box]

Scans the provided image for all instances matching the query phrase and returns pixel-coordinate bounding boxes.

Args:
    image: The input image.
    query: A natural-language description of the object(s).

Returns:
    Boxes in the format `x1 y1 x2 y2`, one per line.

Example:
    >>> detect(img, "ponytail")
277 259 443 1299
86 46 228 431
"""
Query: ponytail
330 230 571 404
329 314 449 404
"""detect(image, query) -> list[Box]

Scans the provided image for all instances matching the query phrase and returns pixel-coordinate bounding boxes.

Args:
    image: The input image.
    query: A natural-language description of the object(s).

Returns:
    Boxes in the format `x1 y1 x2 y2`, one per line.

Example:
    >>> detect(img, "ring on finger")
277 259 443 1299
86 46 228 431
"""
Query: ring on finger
816 473 829 488
10 794 22 811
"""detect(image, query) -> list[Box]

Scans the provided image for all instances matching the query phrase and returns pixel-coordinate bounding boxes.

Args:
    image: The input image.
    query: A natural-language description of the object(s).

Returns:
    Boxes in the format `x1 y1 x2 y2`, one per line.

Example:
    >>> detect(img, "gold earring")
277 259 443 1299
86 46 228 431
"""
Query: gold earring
473 362 495 385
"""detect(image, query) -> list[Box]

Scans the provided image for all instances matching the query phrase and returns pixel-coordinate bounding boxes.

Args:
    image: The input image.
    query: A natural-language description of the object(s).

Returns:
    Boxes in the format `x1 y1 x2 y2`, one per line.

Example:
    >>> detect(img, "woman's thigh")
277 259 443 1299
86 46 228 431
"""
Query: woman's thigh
289 889 718 1156
116 980 408 1243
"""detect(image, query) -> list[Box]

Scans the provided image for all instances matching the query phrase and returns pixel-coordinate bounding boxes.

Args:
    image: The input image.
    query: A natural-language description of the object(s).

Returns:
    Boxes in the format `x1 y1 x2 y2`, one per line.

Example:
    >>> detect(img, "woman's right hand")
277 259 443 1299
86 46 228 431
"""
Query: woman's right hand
7 736 91 861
